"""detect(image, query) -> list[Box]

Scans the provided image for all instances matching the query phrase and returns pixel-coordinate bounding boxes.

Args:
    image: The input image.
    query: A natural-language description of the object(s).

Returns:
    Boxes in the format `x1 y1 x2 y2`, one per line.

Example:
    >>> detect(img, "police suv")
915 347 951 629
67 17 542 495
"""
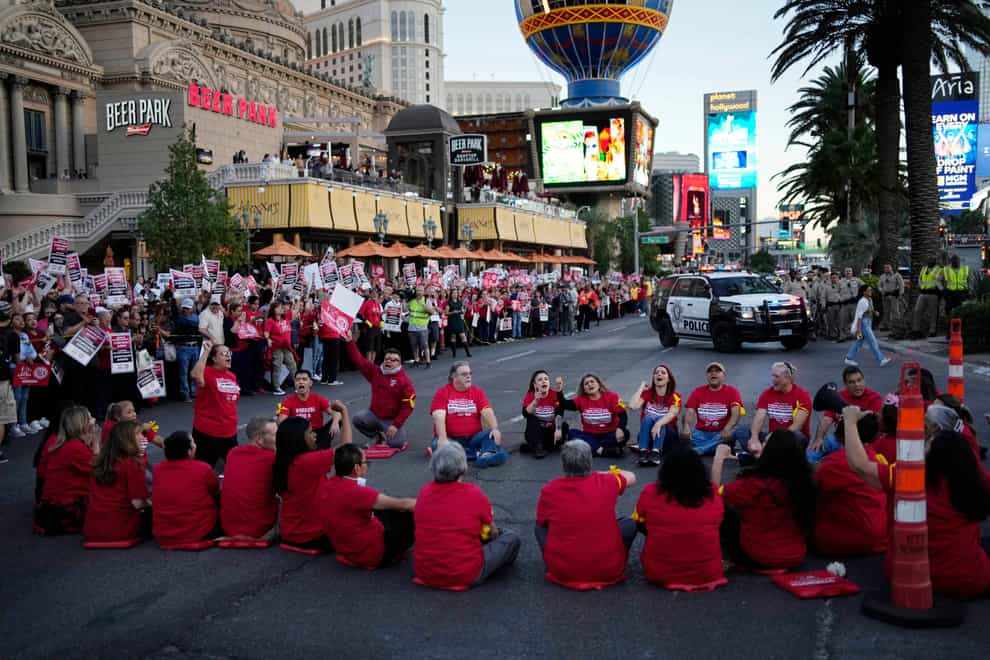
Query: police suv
650 272 811 352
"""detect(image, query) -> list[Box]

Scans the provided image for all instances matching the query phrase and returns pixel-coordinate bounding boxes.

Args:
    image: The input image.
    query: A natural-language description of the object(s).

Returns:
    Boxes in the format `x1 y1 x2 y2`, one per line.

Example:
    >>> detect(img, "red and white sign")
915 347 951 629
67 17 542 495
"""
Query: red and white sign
202 256 220 282
13 362 51 387
105 267 128 306
236 319 261 340
321 260 339 288
338 264 356 290
187 82 278 128
371 264 385 282
229 273 244 290
383 301 402 332
171 269 196 298
321 286 364 337
281 262 299 286
48 237 69 275
402 263 417 286
63 324 108 366
109 332 134 374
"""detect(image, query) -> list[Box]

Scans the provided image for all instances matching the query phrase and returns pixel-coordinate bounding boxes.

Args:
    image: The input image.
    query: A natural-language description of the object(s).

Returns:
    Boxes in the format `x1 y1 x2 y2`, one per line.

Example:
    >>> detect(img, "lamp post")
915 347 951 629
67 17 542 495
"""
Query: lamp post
373 211 389 245
461 223 473 250
241 208 262 264
423 217 437 248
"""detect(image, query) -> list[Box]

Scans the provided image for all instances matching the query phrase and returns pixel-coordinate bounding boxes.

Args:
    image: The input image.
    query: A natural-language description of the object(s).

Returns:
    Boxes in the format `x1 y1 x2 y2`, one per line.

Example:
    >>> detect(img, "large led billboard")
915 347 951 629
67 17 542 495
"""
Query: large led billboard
704 90 758 191
932 72 979 214
632 115 655 187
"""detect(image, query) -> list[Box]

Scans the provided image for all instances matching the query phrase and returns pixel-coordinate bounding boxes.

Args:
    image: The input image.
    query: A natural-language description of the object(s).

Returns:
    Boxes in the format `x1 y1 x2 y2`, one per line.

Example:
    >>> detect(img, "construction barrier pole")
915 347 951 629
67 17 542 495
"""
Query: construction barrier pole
947 319 964 402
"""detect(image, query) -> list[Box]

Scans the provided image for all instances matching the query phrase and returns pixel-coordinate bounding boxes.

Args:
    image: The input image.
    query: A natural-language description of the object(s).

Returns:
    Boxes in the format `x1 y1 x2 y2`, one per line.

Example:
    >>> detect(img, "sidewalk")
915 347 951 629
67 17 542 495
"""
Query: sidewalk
878 332 990 373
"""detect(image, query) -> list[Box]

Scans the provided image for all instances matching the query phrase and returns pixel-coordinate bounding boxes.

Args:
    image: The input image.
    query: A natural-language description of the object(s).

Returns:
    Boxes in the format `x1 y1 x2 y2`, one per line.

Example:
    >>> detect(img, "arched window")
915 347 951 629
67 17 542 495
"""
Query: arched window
322 27 328 55
399 11 407 41
356 17 362 46
408 12 415 42
424 14 430 44
315 30 322 57
348 18 354 49
391 11 397 41
308 32 313 59
331 24 337 52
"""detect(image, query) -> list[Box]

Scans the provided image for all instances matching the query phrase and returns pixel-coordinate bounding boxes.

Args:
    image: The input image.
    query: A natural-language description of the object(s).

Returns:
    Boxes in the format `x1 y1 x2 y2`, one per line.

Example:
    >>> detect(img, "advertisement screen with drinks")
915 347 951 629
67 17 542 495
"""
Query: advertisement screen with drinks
707 110 758 189
539 114 628 186
632 115 655 188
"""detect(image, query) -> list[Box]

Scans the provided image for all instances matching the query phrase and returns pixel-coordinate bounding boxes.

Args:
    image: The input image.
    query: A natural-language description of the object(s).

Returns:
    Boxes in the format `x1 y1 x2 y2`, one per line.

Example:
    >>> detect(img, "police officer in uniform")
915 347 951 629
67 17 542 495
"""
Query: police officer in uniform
824 271 842 341
943 254 970 320
878 263 905 330
783 270 809 300
837 267 863 341
913 257 944 338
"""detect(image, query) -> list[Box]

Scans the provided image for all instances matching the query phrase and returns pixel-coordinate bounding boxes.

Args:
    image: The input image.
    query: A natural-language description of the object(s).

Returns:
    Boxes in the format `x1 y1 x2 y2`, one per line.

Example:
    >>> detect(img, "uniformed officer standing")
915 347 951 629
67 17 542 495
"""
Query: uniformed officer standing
837 267 863 341
825 271 842 341
878 263 905 330
912 257 944 338
783 270 809 300
943 254 971 319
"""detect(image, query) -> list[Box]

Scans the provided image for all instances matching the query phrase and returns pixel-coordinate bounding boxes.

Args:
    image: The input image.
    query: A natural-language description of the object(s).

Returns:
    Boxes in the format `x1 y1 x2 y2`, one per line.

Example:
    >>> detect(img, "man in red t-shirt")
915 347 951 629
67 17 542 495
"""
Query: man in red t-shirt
319 444 417 569
277 370 340 449
807 365 883 463
536 440 637 589
745 362 812 457
220 417 278 540
344 335 415 449
152 431 220 547
429 361 508 468
682 362 745 455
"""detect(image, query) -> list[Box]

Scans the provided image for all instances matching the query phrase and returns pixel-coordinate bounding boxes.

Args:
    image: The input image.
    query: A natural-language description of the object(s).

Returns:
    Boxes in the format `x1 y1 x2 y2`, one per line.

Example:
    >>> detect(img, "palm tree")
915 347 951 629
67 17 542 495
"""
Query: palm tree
828 209 879 270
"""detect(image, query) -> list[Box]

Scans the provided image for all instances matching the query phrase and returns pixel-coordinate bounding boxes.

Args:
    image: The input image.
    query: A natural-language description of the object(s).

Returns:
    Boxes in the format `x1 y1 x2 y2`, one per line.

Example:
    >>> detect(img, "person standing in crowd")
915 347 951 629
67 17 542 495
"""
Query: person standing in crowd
220 417 278 541
161 298 202 403
446 291 471 357
198 297 225 346
878 263 905 330
837 267 863 342
628 365 681 467
318 296 344 387
0 302 21 460
426 287 442 361
190 341 241 470
535 440 637 590
83 421 152 544
560 374 628 458
745 362 813 457
264 302 297 396
560 284 577 336
633 447 725 590
414 442 521 590
319 444 417 570
9 313 39 438
943 254 971 324
913 257 944 338
823 271 842 341
429 361 508 467
357 288 383 364
406 287 433 368
521 370 565 459
34 406 99 535
783 271 808 301
681 362 744 456
577 286 593 332
152 431 221 547
807 365 883 463
844 285 892 368
344 334 415 450
276 370 340 449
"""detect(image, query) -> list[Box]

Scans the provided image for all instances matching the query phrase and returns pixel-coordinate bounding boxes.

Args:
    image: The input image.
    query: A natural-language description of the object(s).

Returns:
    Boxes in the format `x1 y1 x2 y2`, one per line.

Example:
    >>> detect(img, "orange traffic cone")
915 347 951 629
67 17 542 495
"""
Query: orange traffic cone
861 361 964 627
947 319 964 402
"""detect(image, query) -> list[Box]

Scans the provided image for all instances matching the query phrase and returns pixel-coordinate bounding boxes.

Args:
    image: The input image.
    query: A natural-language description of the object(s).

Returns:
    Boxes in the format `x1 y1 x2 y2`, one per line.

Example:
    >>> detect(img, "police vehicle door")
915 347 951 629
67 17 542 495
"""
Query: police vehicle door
683 278 712 335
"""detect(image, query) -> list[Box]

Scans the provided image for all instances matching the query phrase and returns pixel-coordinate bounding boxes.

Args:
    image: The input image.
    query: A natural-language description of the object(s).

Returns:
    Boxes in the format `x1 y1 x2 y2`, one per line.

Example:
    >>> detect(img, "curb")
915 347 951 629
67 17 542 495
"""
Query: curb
880 339 990 374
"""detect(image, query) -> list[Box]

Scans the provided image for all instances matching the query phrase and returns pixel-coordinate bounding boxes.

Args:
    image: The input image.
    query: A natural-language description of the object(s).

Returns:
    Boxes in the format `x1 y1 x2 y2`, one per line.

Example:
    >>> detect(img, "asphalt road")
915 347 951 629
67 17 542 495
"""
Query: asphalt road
1 318 988 660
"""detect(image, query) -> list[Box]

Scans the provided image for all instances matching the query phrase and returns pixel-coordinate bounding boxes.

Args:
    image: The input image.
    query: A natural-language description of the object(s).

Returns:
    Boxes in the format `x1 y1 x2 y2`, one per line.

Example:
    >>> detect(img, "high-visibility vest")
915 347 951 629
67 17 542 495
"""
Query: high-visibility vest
945 266 970 292
408 298 429 326
919 267 938 291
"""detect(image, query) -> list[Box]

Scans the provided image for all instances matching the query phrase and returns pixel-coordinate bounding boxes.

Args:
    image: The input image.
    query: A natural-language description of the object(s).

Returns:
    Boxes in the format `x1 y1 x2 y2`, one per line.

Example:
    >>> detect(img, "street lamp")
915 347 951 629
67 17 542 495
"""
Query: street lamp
461 223 473 250
423 217 437 248
373 211 389 245
241 208 262 263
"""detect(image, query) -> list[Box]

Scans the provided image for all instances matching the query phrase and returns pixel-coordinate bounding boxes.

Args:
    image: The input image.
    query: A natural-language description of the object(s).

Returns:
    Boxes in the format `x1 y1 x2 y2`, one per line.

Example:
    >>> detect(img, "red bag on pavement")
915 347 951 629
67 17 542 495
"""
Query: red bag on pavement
770 570 860 599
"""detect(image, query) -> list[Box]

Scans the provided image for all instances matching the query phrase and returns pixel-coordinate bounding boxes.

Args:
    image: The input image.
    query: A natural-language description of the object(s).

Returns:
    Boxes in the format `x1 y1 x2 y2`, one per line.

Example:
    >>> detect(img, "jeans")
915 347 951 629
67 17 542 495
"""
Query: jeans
175 345 199 398
473 530 521 586
13 385 29 425
735 429 808 453
353 408 407 448
432 430 501 460
568 428 626 454
637 417 677 452
846 317 885 363
690 429 733 455
512 311 522 338
309 339 324 376
806 434 842 464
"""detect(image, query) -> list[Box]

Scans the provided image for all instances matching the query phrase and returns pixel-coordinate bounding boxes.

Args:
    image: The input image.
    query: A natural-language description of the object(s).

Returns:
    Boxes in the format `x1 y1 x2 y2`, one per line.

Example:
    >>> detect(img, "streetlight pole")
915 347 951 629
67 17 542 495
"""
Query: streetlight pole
373 211 389 245
423 218 437 248
461 224 473 250
241 208 262 266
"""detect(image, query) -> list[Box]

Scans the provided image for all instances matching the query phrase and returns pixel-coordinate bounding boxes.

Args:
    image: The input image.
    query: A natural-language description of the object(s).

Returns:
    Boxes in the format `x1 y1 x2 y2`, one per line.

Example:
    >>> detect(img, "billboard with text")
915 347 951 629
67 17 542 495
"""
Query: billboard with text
705 90 758 191
932 72 979 214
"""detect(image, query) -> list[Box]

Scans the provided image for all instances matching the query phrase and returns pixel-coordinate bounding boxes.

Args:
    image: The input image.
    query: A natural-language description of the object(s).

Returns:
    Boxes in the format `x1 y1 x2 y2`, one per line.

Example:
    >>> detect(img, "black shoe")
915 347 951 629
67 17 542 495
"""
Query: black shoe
637 455 652 468
465 350 472 357
0 451 8 464
534 445 548 459
649 449 662 466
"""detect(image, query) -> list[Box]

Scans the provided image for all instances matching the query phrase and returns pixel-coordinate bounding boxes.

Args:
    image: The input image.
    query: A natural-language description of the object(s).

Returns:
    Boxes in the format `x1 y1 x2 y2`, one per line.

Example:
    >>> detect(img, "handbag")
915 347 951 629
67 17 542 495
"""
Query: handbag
163 342 177 362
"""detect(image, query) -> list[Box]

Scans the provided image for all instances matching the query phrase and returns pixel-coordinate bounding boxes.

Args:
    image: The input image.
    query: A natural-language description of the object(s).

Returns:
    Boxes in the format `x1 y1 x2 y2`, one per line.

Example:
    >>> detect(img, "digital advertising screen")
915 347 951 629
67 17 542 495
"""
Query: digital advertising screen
707 110 758 190
539 115 627 186
932 73 979 214
632 115 655 188
712 209 730 240
978 123 990 178
678 173 709 228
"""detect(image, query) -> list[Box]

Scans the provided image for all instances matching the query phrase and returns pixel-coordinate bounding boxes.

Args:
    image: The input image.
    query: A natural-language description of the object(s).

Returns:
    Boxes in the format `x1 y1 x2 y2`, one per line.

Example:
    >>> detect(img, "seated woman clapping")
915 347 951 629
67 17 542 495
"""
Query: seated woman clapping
84 420 152 544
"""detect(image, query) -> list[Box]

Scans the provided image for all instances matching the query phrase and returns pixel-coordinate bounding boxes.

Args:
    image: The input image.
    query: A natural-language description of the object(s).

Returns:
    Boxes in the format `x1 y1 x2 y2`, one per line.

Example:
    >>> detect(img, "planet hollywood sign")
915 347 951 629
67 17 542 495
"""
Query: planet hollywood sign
187 82 279 128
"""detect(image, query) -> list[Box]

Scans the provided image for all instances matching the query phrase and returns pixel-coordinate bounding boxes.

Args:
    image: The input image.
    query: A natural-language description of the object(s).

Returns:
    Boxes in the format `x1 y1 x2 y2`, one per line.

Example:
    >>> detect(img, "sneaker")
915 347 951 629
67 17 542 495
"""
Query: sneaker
879 357 892 367
637 455 653 468
476 451 508 468
39 418 50 429
843 358 858 366
28 421 44 433
329 380 344 386
628 445 641 454
649 449 662 466
0 450 7 464
272 388 285 396
10 425 25 437
423 446 433 459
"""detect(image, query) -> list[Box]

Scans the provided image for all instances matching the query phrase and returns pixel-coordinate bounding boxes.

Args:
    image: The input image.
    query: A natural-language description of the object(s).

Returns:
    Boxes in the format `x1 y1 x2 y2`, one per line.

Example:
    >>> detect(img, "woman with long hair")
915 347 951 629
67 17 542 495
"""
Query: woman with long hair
83 420 151 543
446 290 471 358
712 430 817 570
190 340 241 469
844 285 891 367
275 402 352 550
843 406 990 599
35 406 100 535
521 370 566 459
264 302 297 396
633 447 725 589
628 365 681 467
560 374 628 458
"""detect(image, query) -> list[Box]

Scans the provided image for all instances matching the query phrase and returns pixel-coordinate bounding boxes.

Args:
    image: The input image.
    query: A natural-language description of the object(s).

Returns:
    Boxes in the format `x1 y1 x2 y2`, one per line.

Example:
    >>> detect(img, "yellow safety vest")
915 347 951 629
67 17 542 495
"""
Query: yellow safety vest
945 266 970 292
919 267 937 291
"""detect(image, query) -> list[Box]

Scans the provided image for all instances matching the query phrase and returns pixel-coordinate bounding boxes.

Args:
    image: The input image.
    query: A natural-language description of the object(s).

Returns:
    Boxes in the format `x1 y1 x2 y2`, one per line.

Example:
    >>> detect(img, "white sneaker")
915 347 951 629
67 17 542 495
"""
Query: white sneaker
9 425 25 437
39 418 50 429
843 358 858 366
329 380 344 386
879 357 892 367
27 421 43 433
272 388 285 396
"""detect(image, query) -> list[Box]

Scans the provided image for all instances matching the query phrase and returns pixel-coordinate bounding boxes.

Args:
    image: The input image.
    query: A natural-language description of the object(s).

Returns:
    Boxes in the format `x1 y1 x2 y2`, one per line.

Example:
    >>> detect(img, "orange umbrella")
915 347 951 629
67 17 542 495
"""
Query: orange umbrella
404 244 446 259
337 240 402 258
433 245 460 259
253 239 315 258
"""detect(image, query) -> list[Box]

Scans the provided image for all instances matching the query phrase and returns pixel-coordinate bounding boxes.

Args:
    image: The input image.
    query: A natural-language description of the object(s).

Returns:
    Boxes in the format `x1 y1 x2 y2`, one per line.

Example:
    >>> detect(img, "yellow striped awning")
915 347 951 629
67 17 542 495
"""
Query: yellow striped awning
569 221 588 249
534 215 571 247
226 184 290 229
377 195 410 237
353 191 378 233
329 188 357 231
423 201 444 241
457 206 498 241
495 207 517 241
289 183 331 229
514 212 536 244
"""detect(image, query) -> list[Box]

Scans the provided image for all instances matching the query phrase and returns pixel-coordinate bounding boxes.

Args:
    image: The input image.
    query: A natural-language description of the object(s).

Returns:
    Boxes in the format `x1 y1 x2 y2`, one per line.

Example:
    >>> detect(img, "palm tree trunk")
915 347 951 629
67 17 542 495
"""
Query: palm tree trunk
874 59 901 272
901 0 940 292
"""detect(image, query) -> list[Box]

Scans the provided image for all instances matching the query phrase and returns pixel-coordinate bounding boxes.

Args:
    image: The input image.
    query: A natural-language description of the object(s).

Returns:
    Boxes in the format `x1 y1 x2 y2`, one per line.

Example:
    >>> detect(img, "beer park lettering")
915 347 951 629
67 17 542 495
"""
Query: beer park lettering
105 98 172 135
187 82 279 128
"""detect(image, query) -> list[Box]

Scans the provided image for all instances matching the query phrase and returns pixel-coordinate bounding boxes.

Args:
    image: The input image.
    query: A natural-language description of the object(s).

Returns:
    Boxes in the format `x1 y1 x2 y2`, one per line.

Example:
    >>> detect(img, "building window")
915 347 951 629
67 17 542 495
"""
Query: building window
348 18 354 49
323 27 328 56
315 30 321 57
425 59 429 68
425 72 429 80
426 83 430 91
331 24 337 53
356 17 362 46
399 11 407 41
391 11 397 41
307 32 312 59
426 95 430 103
424 14 430 44
24 109 46 151
339 22 344 49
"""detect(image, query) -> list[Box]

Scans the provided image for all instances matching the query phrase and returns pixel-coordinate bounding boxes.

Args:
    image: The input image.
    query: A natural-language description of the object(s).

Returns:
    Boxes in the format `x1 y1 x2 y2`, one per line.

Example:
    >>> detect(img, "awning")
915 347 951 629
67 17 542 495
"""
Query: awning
253 240 315 258
569 221 588 249
495 207 517 241
457 207 498 241
377 195 411 237
227 185 290 229
329 188 357 231
394 243 446 259
337 240 404 258
353 191 378 233
515 212 536 243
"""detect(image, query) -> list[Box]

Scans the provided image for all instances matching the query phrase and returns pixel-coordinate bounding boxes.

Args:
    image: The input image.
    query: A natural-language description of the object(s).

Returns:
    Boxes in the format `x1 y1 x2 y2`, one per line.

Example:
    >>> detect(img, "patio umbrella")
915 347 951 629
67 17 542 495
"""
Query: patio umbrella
253 240 314 259
337 240 402 258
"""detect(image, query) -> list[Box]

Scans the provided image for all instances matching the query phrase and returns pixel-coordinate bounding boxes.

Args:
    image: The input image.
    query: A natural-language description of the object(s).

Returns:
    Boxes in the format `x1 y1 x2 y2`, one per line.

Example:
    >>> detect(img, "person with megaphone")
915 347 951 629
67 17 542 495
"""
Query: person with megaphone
807 366 883 463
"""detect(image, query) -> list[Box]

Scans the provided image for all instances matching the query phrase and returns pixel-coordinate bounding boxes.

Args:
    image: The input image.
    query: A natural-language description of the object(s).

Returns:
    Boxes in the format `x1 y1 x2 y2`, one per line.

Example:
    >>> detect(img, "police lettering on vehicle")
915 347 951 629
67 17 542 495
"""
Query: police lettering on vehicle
683 318 710 333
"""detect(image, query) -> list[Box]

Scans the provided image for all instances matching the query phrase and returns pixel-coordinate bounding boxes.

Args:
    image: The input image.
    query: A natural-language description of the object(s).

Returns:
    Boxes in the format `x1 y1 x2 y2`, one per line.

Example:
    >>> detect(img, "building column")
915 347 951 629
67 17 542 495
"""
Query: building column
70 91 86 176
0 74 11 192
54 87 70 179
10 76 29 193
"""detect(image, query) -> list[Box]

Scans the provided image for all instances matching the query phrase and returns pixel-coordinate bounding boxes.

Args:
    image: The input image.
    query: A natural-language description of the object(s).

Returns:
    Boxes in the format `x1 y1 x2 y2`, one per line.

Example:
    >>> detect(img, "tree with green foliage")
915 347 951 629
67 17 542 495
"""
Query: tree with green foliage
747 249 777 274
138 126 248 271
950 209 987 235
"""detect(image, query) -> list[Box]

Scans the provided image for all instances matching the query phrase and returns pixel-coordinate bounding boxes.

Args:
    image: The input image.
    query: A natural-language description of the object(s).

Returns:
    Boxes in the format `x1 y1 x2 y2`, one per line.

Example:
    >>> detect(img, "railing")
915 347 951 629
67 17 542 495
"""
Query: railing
460 188 577 220
206 162 298 188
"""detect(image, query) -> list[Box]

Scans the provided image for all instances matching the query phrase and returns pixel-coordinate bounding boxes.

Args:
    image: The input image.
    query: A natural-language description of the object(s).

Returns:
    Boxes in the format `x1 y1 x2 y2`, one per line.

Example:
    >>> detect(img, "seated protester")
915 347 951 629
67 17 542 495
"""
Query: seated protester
414 443 521 589
343 334 416 449
429 361 508 468
807 366 882 463
713 430 817 571
319 444 417 569
520 370 566 459
633 447 725 589
275 402 352 550
276 371 340 450
102 400 161 451
843 406 990 599
560 374 629 458
682 362 744 456
931 394 982 462
870 399 899 463
628 364 681 467
812 412 888 556
152 431 221 546
83 421 152 543
743 362 813 459
35 406 100 535
535 440 637 589
33 401 76 504
220 417 278 540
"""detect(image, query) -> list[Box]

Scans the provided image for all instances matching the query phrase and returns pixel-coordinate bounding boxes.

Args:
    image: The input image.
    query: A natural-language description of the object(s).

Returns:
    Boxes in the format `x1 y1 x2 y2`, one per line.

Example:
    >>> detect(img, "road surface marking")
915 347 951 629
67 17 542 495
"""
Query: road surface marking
493 350 535 364
661 347 674 353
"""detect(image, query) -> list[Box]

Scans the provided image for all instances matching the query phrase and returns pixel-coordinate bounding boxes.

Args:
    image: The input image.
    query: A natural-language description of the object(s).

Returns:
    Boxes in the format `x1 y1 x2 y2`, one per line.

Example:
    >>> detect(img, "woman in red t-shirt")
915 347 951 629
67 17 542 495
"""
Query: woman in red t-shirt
521 370 566 459
634 447 725 589
35 406 99 535
628 364 681 467
561 374 628 458
713 430 816 570
264 303 297 396
190 341 241 469
84 420 151 543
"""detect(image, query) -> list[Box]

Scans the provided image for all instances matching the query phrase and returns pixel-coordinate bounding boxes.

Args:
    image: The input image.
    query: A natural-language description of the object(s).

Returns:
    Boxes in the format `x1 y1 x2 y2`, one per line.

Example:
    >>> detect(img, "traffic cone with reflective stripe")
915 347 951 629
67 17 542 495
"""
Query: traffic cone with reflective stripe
861 361 963 627
947 319 964 402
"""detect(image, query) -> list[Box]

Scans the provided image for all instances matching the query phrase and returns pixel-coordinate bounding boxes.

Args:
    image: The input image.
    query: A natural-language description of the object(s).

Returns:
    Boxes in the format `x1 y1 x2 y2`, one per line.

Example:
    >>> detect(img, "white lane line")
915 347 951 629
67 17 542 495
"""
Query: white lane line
661 347 674 353
493 349 535 364
607 325 629 334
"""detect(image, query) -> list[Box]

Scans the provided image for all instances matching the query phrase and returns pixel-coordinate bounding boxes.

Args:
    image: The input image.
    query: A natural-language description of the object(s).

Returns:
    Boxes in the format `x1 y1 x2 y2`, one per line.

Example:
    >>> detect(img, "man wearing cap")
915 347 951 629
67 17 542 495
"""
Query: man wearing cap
681 362 744 455
0 302 20 463
167 299 202 402
198 296 225 346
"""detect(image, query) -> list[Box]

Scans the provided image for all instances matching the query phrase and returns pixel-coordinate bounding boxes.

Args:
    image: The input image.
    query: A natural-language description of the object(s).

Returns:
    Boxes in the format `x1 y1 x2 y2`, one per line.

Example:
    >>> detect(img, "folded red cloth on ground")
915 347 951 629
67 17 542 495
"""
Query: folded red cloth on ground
365 443 408 460
279 543 325 555
218 538 271 549
771 570 861 599
159 540 215 551
82 538 143 550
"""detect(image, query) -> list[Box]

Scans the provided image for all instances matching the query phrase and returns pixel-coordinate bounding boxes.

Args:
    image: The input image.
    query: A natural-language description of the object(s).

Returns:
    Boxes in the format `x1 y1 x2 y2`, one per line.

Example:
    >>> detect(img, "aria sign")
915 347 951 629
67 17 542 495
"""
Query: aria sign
449 134 488 166
105 98 173 136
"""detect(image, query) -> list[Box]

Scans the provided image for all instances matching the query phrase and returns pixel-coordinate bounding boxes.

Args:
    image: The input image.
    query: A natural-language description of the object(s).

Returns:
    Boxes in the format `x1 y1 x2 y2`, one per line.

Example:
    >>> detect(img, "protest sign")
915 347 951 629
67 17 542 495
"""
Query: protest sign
29 258 47 274
539 303 549 322
170 269 196 298
105 267 128 306
155 273 171 290
371 264 385 282
202 257 220 282
137 363 165 399
338 263 355 290
281 262 299 286
63 324 108 366
303 263 321 289
66 253 83 289
383 300 402 332
482 271 499 290
321 260 339 288
13 362 51 387
236 319 261 339
35 270 58 297
402 263 417 287
321 285 364 336
109 332 135 374
229 273 244 290
48 237 69 275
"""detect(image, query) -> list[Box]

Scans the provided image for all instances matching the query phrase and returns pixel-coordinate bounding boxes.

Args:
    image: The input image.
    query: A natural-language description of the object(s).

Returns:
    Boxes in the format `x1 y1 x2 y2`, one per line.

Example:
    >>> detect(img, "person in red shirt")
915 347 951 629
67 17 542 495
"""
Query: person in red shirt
870 399 899 463
713 430 816 570
277 370 340 449
521 370 566 459
812 411 887 556
842 407 990 599
633 447 725 589
683 362 745 456
357 289 384 363
744 362 812 460
560 374 628 458
414 442 521 589
84 420 151 543
264 303 297 396
317 295 344 387
220 417 278 540
102 400 160 449
190 341 241 469
535 440 637 589
344 335 415 449
932 394 983 463
808 365 883 463
429 361 507 468
152 431 221 547
35 406 99 535
319 444 417 569
274 402 353 550
628 364 681 466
